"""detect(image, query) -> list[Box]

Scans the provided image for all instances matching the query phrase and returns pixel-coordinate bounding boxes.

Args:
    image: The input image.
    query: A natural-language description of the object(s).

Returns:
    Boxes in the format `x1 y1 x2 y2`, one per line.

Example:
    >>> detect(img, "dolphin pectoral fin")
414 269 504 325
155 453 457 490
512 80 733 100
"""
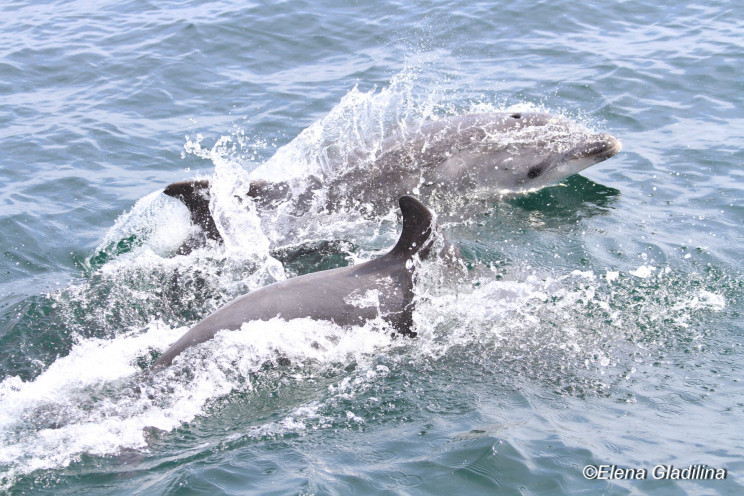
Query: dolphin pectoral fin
163 180 222 243
390 195 435 259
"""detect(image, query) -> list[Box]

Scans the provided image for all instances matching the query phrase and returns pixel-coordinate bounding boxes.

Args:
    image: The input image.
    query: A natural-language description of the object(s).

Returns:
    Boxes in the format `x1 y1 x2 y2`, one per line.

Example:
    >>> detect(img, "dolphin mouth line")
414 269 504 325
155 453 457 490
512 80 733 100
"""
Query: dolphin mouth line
586 134 622 160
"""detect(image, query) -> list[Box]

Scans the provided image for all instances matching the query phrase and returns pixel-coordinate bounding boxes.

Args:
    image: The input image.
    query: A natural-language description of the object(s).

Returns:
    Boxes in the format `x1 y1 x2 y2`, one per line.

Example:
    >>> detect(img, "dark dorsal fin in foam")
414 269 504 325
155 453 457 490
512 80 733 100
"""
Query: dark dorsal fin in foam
163 178 291 246
163 180 222 242
389 195 434 259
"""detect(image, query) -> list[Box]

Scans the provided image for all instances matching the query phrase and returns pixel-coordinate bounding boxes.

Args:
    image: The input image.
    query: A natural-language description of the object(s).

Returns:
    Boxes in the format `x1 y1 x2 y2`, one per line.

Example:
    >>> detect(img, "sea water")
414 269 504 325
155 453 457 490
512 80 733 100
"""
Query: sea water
0 1 742 494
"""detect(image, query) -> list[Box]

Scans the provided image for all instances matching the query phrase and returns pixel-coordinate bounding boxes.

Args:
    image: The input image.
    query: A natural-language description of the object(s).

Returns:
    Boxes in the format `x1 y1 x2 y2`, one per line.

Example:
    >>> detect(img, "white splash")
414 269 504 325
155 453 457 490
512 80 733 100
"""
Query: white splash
93 190 193 260
629 264 657 279
0 315 394 488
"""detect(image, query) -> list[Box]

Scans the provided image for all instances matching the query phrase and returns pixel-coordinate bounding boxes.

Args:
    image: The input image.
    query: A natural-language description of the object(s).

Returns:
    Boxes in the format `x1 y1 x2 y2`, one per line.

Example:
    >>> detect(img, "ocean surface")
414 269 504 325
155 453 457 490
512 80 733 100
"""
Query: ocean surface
1 0 742 494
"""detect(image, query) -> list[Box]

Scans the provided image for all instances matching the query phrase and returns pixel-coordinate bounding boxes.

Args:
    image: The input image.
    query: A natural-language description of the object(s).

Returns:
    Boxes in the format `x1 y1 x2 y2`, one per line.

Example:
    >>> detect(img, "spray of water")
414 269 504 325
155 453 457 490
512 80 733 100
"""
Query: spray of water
0 67 724 489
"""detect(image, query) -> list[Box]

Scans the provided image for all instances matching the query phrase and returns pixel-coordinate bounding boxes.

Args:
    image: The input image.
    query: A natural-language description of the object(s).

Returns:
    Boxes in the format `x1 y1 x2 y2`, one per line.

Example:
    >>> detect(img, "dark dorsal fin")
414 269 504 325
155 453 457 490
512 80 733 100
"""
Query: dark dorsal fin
389 195 434 259
163 180 222 242
164 178 293 244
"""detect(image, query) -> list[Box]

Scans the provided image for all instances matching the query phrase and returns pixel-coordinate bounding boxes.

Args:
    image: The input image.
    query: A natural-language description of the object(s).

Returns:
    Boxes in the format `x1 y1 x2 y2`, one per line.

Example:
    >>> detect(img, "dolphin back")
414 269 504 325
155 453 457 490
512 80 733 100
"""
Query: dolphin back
152 195 448 368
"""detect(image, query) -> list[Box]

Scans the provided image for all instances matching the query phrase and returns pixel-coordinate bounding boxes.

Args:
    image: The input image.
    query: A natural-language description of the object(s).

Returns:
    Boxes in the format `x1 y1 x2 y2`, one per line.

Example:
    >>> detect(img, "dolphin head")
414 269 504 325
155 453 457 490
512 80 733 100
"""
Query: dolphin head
428 112 622 193
529 129 622 188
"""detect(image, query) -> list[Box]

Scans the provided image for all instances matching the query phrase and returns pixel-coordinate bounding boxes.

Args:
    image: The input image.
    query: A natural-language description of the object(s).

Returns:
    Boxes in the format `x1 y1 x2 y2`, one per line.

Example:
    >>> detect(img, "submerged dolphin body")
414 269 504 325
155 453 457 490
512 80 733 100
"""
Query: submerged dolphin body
153 196 451 368
165 112 621 247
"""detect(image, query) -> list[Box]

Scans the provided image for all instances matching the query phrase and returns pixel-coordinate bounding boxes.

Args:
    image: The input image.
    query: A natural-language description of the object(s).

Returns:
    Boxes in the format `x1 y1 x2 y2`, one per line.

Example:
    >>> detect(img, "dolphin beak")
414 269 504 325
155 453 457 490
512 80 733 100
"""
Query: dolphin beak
546 132 622 181
582 133 622 161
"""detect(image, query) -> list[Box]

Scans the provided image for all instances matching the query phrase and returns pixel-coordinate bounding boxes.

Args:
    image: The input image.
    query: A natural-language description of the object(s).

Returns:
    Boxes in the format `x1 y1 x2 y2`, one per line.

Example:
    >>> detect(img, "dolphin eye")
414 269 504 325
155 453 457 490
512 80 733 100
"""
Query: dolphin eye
528 168 541 179
511 113 521 119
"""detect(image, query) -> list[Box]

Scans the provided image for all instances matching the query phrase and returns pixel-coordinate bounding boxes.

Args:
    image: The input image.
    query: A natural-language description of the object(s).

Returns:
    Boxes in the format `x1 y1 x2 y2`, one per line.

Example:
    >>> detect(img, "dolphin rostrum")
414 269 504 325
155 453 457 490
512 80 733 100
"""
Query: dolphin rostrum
164 112 621 248
153 196 452 368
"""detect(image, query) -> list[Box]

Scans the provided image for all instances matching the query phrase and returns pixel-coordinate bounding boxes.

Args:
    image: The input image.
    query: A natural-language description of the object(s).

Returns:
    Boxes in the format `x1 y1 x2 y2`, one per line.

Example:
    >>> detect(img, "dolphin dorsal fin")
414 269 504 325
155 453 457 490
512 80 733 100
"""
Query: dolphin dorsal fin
390 195 434 259
163 180 222 242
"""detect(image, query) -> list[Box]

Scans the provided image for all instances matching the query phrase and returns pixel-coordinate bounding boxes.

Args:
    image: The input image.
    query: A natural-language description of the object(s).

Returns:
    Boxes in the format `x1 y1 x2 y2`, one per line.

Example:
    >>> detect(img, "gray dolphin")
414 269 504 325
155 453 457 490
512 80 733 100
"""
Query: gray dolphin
153 195 451 368
164 112 621 247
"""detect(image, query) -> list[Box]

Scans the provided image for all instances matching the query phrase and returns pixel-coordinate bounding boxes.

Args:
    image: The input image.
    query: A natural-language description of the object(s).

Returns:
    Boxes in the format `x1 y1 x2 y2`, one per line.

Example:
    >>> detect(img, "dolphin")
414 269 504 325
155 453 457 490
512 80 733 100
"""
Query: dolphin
164 112 621 248
153 195 453 368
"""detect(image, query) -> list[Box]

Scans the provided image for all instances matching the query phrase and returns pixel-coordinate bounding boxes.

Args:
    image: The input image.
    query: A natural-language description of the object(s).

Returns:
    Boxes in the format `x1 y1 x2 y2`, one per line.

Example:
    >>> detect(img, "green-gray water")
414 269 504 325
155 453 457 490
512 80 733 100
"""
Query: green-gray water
1 1 742 494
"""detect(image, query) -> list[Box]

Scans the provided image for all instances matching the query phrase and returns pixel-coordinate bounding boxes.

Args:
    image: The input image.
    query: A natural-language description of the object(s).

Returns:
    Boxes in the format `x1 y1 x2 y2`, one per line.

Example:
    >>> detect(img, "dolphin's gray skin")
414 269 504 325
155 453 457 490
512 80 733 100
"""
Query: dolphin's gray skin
323 111 621 209
164 112 621 247
153 195 451 368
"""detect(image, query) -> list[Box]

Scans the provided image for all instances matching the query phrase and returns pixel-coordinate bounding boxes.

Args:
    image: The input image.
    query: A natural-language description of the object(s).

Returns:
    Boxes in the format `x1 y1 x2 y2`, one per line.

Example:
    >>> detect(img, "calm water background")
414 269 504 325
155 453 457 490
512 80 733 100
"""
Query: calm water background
1 0 743 494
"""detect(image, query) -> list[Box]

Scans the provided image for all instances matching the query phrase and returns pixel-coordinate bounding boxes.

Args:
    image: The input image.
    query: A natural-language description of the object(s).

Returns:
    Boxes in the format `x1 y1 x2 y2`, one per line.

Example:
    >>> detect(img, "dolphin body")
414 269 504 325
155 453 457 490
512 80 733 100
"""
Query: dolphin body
164 112 622 247
153 196 450 368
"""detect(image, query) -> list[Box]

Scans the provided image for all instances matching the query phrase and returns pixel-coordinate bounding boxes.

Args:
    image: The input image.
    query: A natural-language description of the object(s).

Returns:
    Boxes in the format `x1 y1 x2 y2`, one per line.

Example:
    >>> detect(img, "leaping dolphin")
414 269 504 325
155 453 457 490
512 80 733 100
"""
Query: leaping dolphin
153 195 454 368
164 112 621 248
